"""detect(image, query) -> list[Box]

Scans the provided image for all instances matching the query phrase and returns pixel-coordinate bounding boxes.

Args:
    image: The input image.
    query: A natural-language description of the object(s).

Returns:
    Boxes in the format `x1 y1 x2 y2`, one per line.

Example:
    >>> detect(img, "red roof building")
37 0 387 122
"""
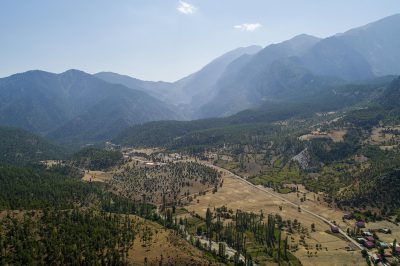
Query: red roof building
366 236 375 242
364 241 375 249
356 221 365 228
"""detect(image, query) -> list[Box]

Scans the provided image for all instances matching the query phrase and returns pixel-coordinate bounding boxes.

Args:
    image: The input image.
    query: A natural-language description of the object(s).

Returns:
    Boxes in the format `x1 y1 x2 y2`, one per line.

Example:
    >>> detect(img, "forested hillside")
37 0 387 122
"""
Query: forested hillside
114 76 392 149
72 147 123 170
0 126 66 166
0 163 152 264
0 209 136 265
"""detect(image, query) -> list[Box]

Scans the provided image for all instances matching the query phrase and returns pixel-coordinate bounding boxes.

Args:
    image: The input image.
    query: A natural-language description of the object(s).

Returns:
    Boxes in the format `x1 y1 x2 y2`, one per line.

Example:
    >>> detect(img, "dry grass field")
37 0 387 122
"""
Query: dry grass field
368 126 400 150
127 216 219 266
186 167 366 266
82 170 113 182
122 148 164 156
328 130 347 143
299 129 347 143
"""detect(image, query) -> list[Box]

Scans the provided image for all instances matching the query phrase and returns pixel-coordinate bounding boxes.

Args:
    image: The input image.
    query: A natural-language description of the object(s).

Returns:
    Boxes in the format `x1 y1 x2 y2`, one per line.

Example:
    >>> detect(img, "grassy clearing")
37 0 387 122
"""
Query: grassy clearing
248 164 303 187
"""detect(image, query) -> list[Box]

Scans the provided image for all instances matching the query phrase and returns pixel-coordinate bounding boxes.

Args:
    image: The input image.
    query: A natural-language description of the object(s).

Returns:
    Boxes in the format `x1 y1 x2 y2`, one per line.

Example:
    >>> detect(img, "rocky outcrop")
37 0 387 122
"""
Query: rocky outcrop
291 148 312 169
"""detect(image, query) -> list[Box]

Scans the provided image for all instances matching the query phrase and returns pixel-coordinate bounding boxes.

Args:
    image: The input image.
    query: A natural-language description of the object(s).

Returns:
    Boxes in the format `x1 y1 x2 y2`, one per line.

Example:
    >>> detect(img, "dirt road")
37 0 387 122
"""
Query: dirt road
200 161 367 254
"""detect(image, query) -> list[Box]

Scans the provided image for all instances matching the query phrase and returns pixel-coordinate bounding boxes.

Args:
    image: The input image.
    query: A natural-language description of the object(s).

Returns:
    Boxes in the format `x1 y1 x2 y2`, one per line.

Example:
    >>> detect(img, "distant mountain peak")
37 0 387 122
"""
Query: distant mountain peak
289 33 321 41
335 13 400 76
231 45 263 54
61 69 85 74
337 13 400 36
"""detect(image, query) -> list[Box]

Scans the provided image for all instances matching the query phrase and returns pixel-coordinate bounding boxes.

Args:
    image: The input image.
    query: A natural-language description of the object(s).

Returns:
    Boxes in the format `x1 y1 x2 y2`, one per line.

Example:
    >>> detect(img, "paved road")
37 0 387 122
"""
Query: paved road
201 161 367 253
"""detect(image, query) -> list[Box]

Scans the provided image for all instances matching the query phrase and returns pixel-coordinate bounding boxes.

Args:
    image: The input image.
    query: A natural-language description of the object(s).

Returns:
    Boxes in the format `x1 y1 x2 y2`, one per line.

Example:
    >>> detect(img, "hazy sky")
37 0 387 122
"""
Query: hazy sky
1 1 399 81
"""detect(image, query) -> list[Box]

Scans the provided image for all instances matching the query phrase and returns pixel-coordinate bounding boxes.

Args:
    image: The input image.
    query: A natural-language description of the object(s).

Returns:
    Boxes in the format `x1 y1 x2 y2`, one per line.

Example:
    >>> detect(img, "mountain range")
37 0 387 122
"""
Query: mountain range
198 14 400 117
95 45 262 118
0 70 180 145
96 14 400 119
0 14 400 145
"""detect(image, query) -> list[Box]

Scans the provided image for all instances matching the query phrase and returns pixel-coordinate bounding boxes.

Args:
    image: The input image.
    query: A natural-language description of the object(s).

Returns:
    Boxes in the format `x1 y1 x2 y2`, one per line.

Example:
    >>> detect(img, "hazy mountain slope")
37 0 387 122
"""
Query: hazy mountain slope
0 70 74 134
337 13 400 76
196 15 400 118
95 46 262 109
300 36 374 80
94 71 173 101
0 126 66 165
197 35 327 117
175 45 262 106
0 70 181 144
48 86 180 144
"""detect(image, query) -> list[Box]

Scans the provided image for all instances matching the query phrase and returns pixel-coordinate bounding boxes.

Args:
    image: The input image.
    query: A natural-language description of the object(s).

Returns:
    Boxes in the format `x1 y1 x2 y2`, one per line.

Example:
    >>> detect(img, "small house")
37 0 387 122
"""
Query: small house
364 241 375 249
343 213 353 219
384 251 393 258
362 231 373 237
357 237 365 244
365 236 375 242
331 225 339 233
371 254 380 264
378 241 389 249
356 221 366 228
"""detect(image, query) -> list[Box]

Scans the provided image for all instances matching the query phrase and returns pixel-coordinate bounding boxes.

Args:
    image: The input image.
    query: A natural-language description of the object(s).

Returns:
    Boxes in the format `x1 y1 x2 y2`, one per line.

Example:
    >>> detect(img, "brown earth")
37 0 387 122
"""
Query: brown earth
82 170 112 182
127 217 220 266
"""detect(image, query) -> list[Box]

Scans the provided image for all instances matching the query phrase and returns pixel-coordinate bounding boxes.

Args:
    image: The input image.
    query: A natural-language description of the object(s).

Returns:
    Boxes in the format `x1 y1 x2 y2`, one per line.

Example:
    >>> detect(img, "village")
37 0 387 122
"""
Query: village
98 143 400 265
332 212 400 265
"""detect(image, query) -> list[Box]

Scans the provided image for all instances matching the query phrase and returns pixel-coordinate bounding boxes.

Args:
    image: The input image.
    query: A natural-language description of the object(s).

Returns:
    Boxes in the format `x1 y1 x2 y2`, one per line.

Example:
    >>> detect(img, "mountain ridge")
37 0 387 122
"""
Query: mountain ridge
0 69 181 145
195 14 400 118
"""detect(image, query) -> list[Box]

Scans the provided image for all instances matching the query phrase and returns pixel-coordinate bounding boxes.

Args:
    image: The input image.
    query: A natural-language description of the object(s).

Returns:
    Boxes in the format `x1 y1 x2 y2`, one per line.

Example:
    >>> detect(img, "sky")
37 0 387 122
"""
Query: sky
1 1 400 82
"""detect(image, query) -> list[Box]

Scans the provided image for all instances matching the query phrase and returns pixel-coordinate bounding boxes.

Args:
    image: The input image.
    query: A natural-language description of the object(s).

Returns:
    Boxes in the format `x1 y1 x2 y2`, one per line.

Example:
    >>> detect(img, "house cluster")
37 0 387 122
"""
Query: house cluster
105 141 121 150
140 160 165 167
355 228 397 265
370 241 400 265
153 152 183 162
169 153 183 160
356 231 375 249
204 152 218 160
342 213 399 264
343 212 353 220
311 128 328 136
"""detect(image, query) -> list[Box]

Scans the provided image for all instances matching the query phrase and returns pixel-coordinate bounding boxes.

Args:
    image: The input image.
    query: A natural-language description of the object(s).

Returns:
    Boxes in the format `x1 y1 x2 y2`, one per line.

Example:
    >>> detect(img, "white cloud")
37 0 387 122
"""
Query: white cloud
234 23 262 32
177 1 196 15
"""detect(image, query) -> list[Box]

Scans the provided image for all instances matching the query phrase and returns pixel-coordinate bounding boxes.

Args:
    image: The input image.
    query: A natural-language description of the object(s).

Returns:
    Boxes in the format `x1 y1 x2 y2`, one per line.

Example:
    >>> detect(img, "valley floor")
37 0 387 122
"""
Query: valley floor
186 162 367 266
78 150 400 265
